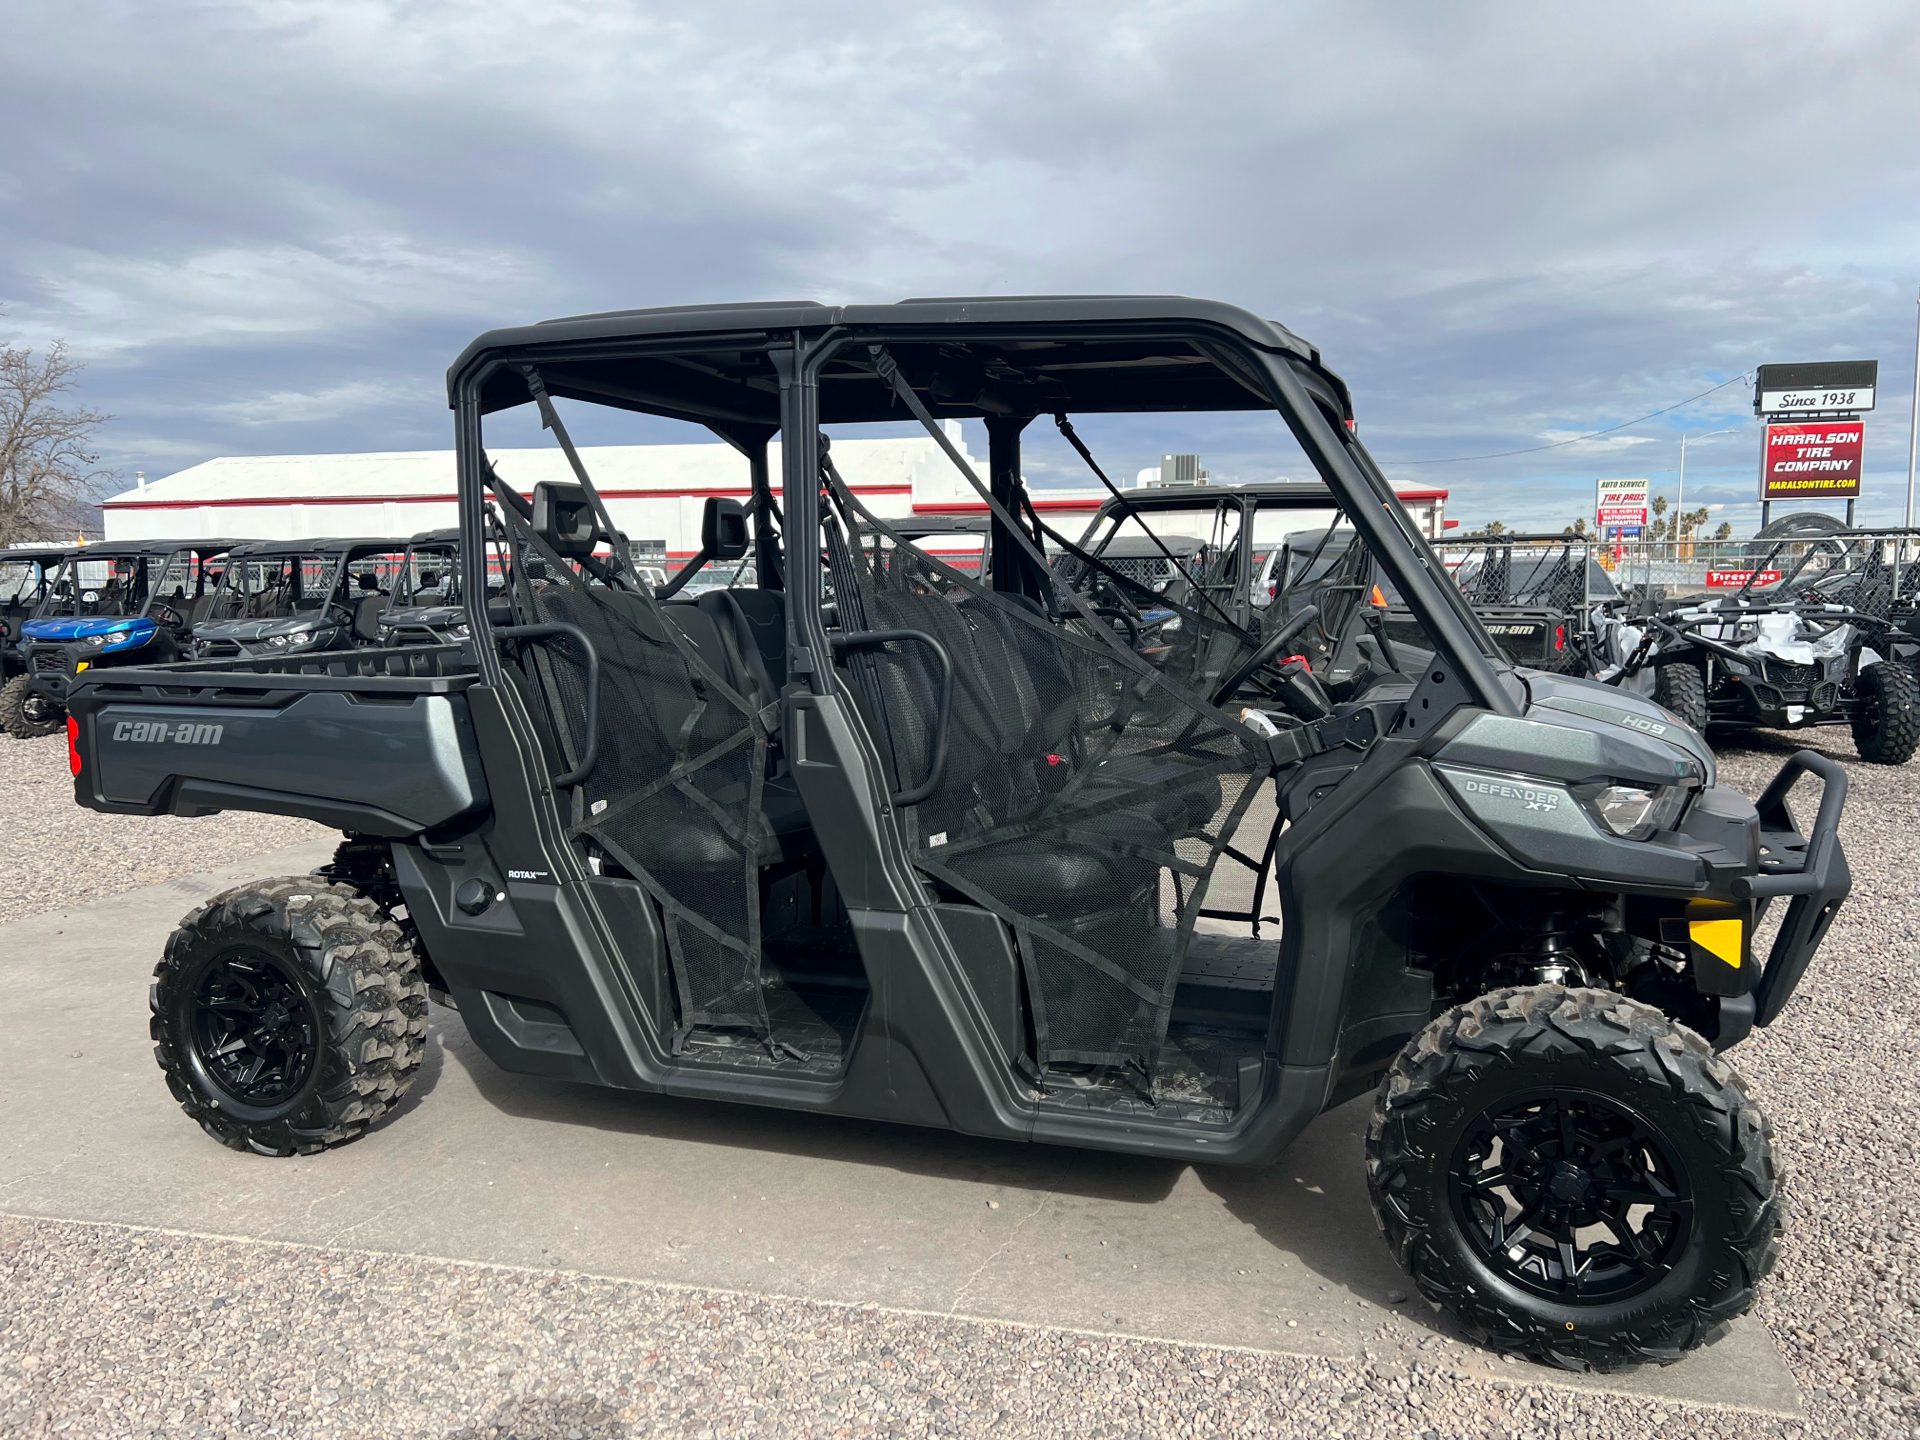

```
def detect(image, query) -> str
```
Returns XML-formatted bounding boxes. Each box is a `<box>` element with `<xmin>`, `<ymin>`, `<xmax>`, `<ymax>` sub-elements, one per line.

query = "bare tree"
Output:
<box><xmin>0</xmin><ymin>330</ymin><xmax>113</xmax><ymax>547</ymax></box>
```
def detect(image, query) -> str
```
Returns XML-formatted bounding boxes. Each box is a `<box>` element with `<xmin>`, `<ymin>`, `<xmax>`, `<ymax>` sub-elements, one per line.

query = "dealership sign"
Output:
<box><xmin>1595</xmin><ymin>477</ymin><xmax>1650</xmax><ymax>528</ymax></box>
<box><xmin>1760</xmin><ymin>421</ymin><xmax>1864</xmax><ymax>500</ymax></box>
<box><xmin>1754</xmin><ymin>360</ymin><xmax>1876</xmax><ymax>416</ymax></box>
<box><xmin>1705</xmin><ymin>568</ymin><xmax>1783</xmax><ymax>589</ymax></box>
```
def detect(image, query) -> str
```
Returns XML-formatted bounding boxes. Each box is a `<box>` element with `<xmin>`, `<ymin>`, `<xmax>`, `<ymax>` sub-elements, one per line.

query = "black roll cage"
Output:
<box><xmin>448</xmin><ymin>311</ymin><xmax>1518</xmax><ymax>721</ymax></box>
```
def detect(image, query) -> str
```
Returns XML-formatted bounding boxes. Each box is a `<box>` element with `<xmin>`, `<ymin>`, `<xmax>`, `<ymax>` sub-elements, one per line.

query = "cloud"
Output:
<box><xmin>0</xmin><ymin>0</ymin><xmax>1913</xmax><ymax>527</ymax></box>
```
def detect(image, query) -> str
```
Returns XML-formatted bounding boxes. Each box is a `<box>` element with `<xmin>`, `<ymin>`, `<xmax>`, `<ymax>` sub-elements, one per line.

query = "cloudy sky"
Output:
<box><xmin>3</xmin><ymin>0</ymin><xmax>1917</xmax><ymax>532</ymax></box>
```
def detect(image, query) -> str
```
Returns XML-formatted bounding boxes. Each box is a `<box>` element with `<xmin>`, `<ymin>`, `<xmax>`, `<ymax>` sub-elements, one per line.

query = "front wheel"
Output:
<box><xmin>0</xmin><ymin>674</ymin><xmax>63</xmax><ymax>738</ymax></box>
<box><xmin>1366</xmin><ymin>986</ymin><xmax>1780</xmax><ymax>1371</ymax></box>
<box><xmin>1851</xmin><ymin>659</ymin><xmax>1919</xmax><ymax>764</ymax></box>
<box><xmin>1652</xmin><ymin>660</ymin><xmax>1708</xmax><ymax>733</ymax></box>
<box><xmin>150</xmin><ymin>878</ymin><xmax>429</xmax><ymax>1155</ymax></box>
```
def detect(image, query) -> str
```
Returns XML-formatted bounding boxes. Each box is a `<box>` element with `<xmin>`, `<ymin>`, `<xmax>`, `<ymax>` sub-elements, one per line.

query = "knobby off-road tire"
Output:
<box><xmin>1851</xmin><ymin>659</ymin><xmax>1919</xmax><ymax>765</ymax></box>
<box><xmin>1365</xmin><ymin>986</ymin><xmax>1781</xmax><ymax>1372</ymax></box>
<box><xmin>151</xmin><ymin>877</ymin><xmax>430</xmax><ymax>1156</ymax></box>
<box><xmin>1652</xmin><ymin>661</ymin><xmax>1708</xmax><ymax>734</ymax></box>
<box><xmin>0</xmin><ymin>673</ymin><xmax>62</xmax><ymax>738</ymax></box>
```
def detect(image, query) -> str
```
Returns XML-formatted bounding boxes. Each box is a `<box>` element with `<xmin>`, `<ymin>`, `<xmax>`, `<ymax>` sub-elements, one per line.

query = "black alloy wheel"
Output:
<box><xmin>188</xmin><ymin>948</ymin><xmax>320</xmax><ymax>1107</ymax></box>
<box><xmin>1448</xmin><ymin>1088</ymin><xmax>1691</xmax><ymax>1305</ymax></box>
<box><xmin>1367</xmin><ymin>986</ymin><xmax>1781</xmax><ymax>1370</ymax></box>
<box><xmin>152</xmin><ymin>877</ymin><xmax>429</xmax><ymax>1155</ymax></box>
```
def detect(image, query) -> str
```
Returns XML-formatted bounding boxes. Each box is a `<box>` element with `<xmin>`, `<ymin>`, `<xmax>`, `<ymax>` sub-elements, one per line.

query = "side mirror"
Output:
<box><xmin>702</xmin><ymin>496</ymin><xmax>749</xmax><ymax>561</ymax></box>
<box><xmin>531</xmin><ymin>482</ymin><xmax>604</xmax><ymax>558</ymax></box>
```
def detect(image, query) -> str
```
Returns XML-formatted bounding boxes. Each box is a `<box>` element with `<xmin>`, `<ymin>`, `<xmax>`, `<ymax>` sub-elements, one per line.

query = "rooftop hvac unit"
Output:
<box><xmin>1154</xmin><ymin>453</ymin><xmax>1207</xmax><ymax>487</ymax></box>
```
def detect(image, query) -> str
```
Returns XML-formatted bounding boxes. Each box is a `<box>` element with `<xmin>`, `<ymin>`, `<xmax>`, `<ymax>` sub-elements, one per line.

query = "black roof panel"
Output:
<box><xmin>446</xmin><ymin>295</ymin><xmax>1346</xmax><ymax>430</ymax></box>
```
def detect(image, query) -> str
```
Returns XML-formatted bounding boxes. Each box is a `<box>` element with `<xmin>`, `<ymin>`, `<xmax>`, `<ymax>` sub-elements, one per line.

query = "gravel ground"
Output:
<box><xmin>0</xmin><ymin>1216</ymin><xmax>1811</xmax><ymax>1440</ymax></box>
<box><xmin>1</xmin><ymin>722</ymin><xmax>1916</xmax><ymax>1438</ymax></box>
<box><xmin>0</xmin><ymin>733</ymin><xmax>327</xmax><ymax>924</ymax></box>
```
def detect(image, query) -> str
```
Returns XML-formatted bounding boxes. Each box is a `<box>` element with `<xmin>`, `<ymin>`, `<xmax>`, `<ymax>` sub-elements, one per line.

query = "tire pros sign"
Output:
<box><xmin>1595</xmin><ymin>477</ymin><xmax>1650</xmax><ymax>529</ymax></box>
<box><xmin>1753</xmin><ymin>360</ymin><xmax>1874</xmax><ymax>502</ymax></box>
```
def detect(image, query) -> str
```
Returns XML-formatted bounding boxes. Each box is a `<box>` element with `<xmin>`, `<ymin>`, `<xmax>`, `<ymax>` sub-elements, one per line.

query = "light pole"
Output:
<box><xmin>1907</xmin><ymin>284</ymin><xmax>1919</xmax><ymax>530</ymax></box>
<box><xmin>1677</xmin><ymin>427</ymin><xmax>1737</xmax><ymax>546</ymax></box>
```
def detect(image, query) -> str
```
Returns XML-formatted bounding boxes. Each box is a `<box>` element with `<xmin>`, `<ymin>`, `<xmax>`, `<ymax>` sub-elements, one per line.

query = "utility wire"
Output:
<box><xmin>1387</xmin><ymin>370</ymin><xmax>1753</xmax><ymax>465</ymax></box>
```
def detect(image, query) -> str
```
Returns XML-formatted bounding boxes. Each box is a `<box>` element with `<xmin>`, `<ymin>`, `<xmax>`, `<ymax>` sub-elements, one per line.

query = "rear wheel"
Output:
<box><xmin>0</xmin><ymin>674</ymin><xmax>62</xmax><ymax>738</ymax></box>
<box><xmin>1851</xmin><ymin>660</ymin><xmax>1919</xmax><ymax>764</ymax></box>
<box><xmin>150</xmin><ymin>877</ymin><xmax>429</xmax><ymax>1155</ymax></box>
<box><xmin>1366</xmin><ymin>986</ymin><xmax>1780</xmax><ymax>1371</ymax></box>
<box><xmin>1652</xmin><ymin>661</ymin><xmax>1708</xmax><ymax>733</ymax></box>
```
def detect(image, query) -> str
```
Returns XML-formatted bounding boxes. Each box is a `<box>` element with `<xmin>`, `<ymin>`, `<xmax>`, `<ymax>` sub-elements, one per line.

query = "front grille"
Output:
<box><xmin>1767</xmin><ymin>661</ymin><xmax>1816</xmax><ymax>689</ymax></box>
<box><xmin>31</xmin><ymin>650</ymin><xmax>63</xmax><ymax>672</ymax></box>
<box><xmin>1811</xmin><ymin>681</ymin><xmax>1841</xmax><ymax>713</ymax></box>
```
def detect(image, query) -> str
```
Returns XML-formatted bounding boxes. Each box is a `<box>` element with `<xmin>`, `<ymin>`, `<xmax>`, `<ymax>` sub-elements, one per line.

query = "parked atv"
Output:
<box><xmin>70</xmin><ymin>298</ymin><xmax>1845</xmax><ymax>1371</ymax></box>
<box><xmin>3</xmin><ymin>540</ymin><xmax>231</xmax><ymax>738</ymax></box>
<box><xmin>189</xmin><ymin>537</ymin><xmax>408</xmax><ymax>661</ymax></box>
<box><xmin>1597</xmin><ymin>531</ymin><xmax>1918</xmax><ymax>764</ymax></box>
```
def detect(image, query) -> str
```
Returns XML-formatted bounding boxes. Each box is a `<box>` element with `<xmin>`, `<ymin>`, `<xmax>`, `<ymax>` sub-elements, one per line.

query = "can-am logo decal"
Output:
<box><xmin>1482</xmin><ymin>624</ymin><xmax>1542</xmax><ymax>636</ymax></box>
<box><xmin>1458</xmin><ymin>777</ymin><xmax>1561</xmax><ymax>812</ymax></box>
<box><xmin>111</xmin><ymin>720</ymin><xmax>223</xmax><ymax>745</ymax></box>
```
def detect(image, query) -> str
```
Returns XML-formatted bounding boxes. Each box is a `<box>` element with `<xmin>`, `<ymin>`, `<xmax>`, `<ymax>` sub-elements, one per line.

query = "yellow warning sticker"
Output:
<box><xmin>1690</xmin><ymin>917</ymin><xmax>1743</xmax><ymax>968</ymax></box>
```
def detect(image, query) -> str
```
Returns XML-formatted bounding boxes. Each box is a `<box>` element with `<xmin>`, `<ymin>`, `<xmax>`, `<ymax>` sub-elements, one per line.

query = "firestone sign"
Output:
<box><xmin>1595</xmin><ymin>478</ymin><xmax>1650</xmax><ymax>528</ymax></box>
<box><xmin>1761</xmin><ymin>421</ymin><xmax>1864</xmax><ymax>500</ymax></box>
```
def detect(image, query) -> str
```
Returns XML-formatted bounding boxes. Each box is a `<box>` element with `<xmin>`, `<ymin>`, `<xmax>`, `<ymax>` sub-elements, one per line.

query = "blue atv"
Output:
<box><xmin>2</xmin><ymin>540</ymin><xmax>233</xmax><ymax>738</ymax></box>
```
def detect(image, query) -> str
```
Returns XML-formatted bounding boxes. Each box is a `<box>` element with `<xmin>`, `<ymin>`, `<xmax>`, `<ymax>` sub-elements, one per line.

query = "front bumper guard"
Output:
<box><xmin>1737</xmin><ymin>749</ymin><xmax>1850</xmax><ymax>1027</ymax></box>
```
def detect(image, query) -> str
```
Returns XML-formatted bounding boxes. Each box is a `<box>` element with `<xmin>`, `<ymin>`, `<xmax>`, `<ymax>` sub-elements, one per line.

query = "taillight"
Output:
<box><xmin>66</xmin><ymin>715</ymin><xmax>82</xmax><ymax>775</ymax></box>
<box><xmin>1554</xmin><ymin>625</ymin><xmax>1566</xmax><ymax>651</ymax></box>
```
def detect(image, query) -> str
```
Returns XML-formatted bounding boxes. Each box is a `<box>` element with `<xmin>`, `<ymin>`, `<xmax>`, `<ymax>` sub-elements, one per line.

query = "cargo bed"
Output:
<box><xmin>67</xmin><ymin>645</ymin><xmax>489</xmax><ymax>837</ymax></box>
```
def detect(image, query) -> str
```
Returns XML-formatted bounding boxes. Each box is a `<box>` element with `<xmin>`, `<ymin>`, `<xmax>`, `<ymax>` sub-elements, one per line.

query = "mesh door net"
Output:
<box><xmin>496</xmin><ymin>478</ymin><xmax>775</xmax><ymax>1043</ymax></box>
<box><xmin>822</xmin><ymin>452</ymin><xmax>1267</xmax><ymax>1083</ymax></box>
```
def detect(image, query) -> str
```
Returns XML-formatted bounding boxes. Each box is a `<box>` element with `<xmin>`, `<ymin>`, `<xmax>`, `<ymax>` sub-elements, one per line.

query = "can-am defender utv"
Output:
<box><xmin>188</xmin><ymin>537</ymin><xmax>408</xmax><ymax>661</ymax></box>
<box><xmin>372</xmin><ymin>528</ymin><xmax>468</xmax><ymax>647</ymax></box>
<box><xmin>5</xmin><ymin>540</ymin><xmax>231</xmax><ymax>738</ymax></box>
<box><xmin>1596</xmin><ymin>529</ymin><xmax>1919</xmax><ymax>764</ymax></box>
<box><xmin>0</xmin><ymin>543</ymin><xmax>72</xmax><ymax>681</ymax></box>
<box><xmin>69</xmin><ymin>298</ymin><xmax>1847</xmax><ymax>1371</ymax></box>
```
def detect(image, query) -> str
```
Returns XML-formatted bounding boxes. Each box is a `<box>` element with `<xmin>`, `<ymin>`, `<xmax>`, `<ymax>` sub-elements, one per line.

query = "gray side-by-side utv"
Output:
<box><xmin>68</xmin><ymin>297</ymin><xmax>1847</xmax><ymax>1371</ymax></box>
<box><xmin>187</xmin><ymin>536</ymin><xmax>410</xmax><ymax>661</ymax></box>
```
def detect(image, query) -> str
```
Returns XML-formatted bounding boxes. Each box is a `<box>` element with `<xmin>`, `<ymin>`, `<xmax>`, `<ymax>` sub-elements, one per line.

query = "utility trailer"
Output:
<box><xmin>69</xmin><ymin>297</ymin><xmax>1848</xmax><ymax>1371</ymax></box>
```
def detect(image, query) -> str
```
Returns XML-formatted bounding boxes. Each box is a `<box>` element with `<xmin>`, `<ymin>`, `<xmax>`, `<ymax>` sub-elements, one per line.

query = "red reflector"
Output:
<box><xmin>66</xmin><ymin>715</ymin><xmax>82</xmax><ymax>775</ymax></box>
<box><xmin>1045</xmin><ymin>752</ymin><xmax>1063</xmax><ymax>766</ymax></box>
<box><xmin>1554</xmin><ymin>625</ymin><xmax>1565</xmax><ymax>650</ymax></box>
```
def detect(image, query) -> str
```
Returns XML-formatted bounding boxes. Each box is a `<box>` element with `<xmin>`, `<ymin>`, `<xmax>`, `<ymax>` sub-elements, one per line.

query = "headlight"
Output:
<box><xmin>83</xmin><ymin>632</ymin><xmax>110</xmax><ymax>648</ymax></box>
<box><xmin>268</xmin><ymin>625</ymin><xmax>327</xmax><ymax>651</ymax></box>
<box><xmin>1575</xmin><ymin>781</ymin><xmax>1690</xmax><ymax>840</ymax></box>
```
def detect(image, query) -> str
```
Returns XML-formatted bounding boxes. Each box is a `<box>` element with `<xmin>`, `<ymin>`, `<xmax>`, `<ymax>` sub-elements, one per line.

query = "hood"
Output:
<box><xmin>193</xmin><ymin>615</ymin><xmax>339</xmax><ymax>642</ymax></box>
<box><xmin>378</xmin><ymin>605</ymin><xmax>466</xmax><ymax>633</ymax></box>
<box><xmin>1437</xmin><ymin>667</ymin><xmax>1715</xmax><ymax>790</ymax></box>
<box><xmin>22</xmin><ymin>615</ymin><xmax>158</xmax><ymax>648</ymax></box>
